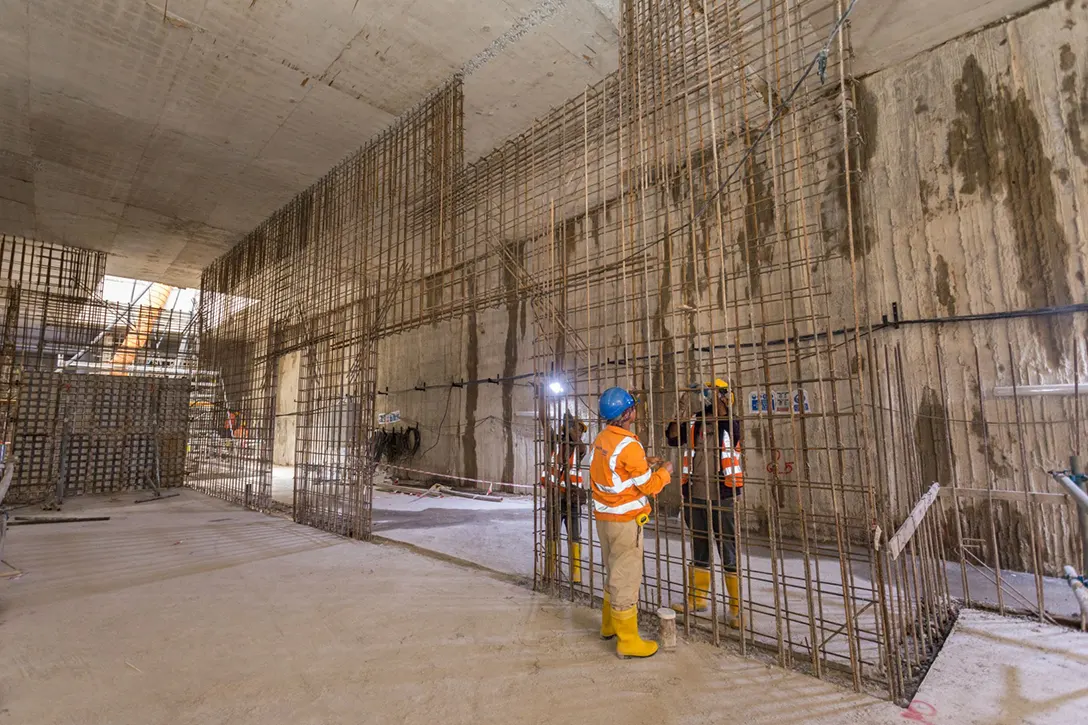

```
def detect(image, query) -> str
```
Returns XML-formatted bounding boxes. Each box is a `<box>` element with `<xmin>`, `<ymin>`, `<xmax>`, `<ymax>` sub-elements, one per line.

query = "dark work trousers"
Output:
<box><xmin>685</xmin><ymin>495</ymin><xmax>739</xmax><ymax>573</ymax></box>
<box><xmin>559</xmin><ymin>490</ymin><xmax>583</xmax><ymax>543</ymax></box>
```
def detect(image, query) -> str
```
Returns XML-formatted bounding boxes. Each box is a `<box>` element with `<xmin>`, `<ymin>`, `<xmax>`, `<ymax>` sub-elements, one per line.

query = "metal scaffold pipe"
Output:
<box><xmin>1050</xmin><ymin>462</ymin><xmax>1088</xmax><ymax>577</ymax></box>
<box><xmin>1050</xmin><ymin>471</ymin><xmax>1088</xmax><ymax>514</ymax></box>
<box><xmin>1061</xmin><ymin>566</ymin><xmax>1088</xmax><ymax>631</ymax></box>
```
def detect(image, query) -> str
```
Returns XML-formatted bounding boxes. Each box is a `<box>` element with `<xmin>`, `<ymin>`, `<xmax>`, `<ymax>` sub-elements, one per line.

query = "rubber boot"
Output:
<box><xmin>692</xmin><ymin>567</ymin><xmax>711</xmax><ymax>612</ymax></box>
<box><xmin>670</xmin><ymin>566</ymin><xmax>711</xmax><ymax>613</ymax></box>
<box><xmin>571</xmin><ymin>542</ymin><xmax>583</xmax><ymax>584</ymax></box>
<box><xmin>600</xmin><ymin>593</ymin><xmax>616</xmax><ymax>640</ymax></box>
<box><xmin>612</xmin><ymin>606</ymin><xmax>658</xmax><ymax>659</ymax></box>
<box><xmin>669</xmin><ymin>566</ymin><xmax>693</xmax><ymax>613</ymax></box>
<box><xmin>724</xmin><ymin>572</ymin><xmax>742</xmax><ymax>629</ymax></box>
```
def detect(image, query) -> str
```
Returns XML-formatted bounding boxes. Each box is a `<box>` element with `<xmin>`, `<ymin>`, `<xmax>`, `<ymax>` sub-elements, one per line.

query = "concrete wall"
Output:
<box><xmin>273</xmin><ymin>350</ymin><xmax>301</xmax><ymax>467</ymax></box>
<box><xmin>383</xmin><ymin>0</ymin><xmax>1088</xmax><ymax>574</ymax></box>
<box><xmin>853</xmin><ymin>0</ymin><xmax>1088</xmax><ymax>573</ymax></box>
<box><xmin>858</xmin><ymin>0</ymin><xmax>1087</xmax><ymax>337</ymax></box>
<box><xmin>376</xmin><ymin>300</ymin><xmax>536</xmax><ymax>489</ymax></box>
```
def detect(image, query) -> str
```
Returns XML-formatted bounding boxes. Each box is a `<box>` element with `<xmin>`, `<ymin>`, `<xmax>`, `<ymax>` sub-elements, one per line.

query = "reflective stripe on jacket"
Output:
<box><xmin>589</xmin><ymin>425</ymin><xmax>670</xmax><ymax>522</ymax></box>
<box><xmin>680</xmin><ymin>420</ymin><xmax>743</xmax><ymax>492</ymax></box>
<box><xmin>539</xmin><ymin>447</ymin><xmax>584</xmax><ymax>490</ymax></box>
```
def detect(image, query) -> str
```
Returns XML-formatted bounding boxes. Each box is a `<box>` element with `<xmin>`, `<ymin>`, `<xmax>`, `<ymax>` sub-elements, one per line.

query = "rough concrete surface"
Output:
<box><xmin>272</xmin><ymin>351</ymin><xmax>301</xmax><ymax>467</ymax></box>
<box><xmin>856</xmin><ymin>0</ymin><xmax>1088</xmax><ymax>575</ymax></box>
<box><xmin>0</xmin><ymin>0</ymin><xmax>1048</xmax><ymax>284</ymax></box>
<box><xmin>911</xmin><ymin>609</ymin><xmax>1088</xmax><ymax>725</ymax></box>
<box><xmin>0</xmin><ymin>0</ymin><xmax>620</xmax><ymax>284</ymax></box>
<box><xmin>1</xmin><ymin>490</ymin><xmax>1085</xmax><ymax>724</ymax></box>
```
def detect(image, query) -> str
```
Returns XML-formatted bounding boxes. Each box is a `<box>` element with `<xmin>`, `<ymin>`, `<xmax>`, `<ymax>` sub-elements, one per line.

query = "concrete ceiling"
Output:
<box><xmin>0</xmin><ymin>0</ymin><xmax>1044</xmax><ymax>286</ymax></box>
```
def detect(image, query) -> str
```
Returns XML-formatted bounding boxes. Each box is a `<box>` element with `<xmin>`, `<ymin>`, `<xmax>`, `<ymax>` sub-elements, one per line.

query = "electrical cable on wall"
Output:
<box><xmin>419</xmin><ymin>386</ymin><xmax>455</xmax><ymax>457</ymax></box>
<box><xmin>370</xmin><ymin>425</ymin><xmax>422</xmax><ymax>463</ymax></box>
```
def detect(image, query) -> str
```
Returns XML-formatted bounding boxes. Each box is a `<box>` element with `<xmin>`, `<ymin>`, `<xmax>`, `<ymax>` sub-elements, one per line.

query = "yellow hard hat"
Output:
<box><xmin>702</xmin><ymin>379</ymin><xmax>734</xmax><ymax>406</ymax></box>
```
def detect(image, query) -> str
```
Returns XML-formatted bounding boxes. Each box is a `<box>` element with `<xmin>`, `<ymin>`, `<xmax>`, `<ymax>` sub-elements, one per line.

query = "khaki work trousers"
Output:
<box><xmin>596</xmin><ymin>518</ymin><xmax>644</xmax><ymax>612</ymax></box>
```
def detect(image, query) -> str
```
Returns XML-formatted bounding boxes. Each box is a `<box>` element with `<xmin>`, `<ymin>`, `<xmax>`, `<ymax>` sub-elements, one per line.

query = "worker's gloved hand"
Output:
<box><xmin>647</xmin><ymin>456</ymin><xmax>663</xmax><ymax>466</ymax></box>
<box><xmin>661</xmin><ymin>461</ymin><xmax>674</xmax><ymax>475</ymax></box>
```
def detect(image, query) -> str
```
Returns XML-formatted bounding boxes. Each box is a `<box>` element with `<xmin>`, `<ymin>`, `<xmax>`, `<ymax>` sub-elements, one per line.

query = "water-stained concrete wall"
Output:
<box><xmin>375</xmin><ymin>301</ymin><xmax>536</xmax><ymax>490</ymax></box>
<box><xmin>859</xmin><ymin>0</ymin><xmax>1086</xmax><ymax>343</ymax></box>
<box><xmin>855</xmin><ymin>0</ymin><xmax>1088</xmax><ymax>574</ymax></box>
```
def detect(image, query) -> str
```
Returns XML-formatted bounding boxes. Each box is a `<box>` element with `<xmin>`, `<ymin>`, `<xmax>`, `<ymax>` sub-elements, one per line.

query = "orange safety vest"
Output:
<box><xmin>589</xmin><ymin>425</ymin><xmax>670</xmax><ymax>522</ymax></box>
<box><xmin>680</xmin><ymin>420</ymin><xmax>743</xmax><ymax>490</ymax></box>
<box><xmin>539</xmin><ymin>445</ymin><xmax>584</xmax><ymax>490</ymax></box>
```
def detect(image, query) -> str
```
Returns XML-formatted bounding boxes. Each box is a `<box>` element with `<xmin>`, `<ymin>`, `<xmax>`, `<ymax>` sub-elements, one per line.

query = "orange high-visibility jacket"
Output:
<box><xmin>680</xmin><ymin>421</ymin><xmax>743</xmax><ymax>490</ymax></box>
<box><xmin>539</xmin><ymin>445</ymin><xmax>584</xmax><ymax>490</ymax></box>
<box><xmin>589</xmin><ymin>425</ymin><xmax>670</xmax><ymax>522</ymax></box>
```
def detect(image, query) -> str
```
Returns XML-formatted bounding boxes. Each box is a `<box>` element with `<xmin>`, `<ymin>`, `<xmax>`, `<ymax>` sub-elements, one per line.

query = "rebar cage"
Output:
<box><xmin>193</xmin><ymin>81</ymin><xmax>463</xmax><ymax>536</ymax></box>
<box><xmin>524</xmin><ymin>0</ymin><xmax>913</xmax><ymax>697</ymax></box>
<box><xmin>0</xmin><ymin>235</ymin><xmax>196</xmax><ymax>505</ymax></box>
<box><xmin>185</xmin><ymin>0</ymin><xmax>1086</xmax><ymax>704</ymax></box>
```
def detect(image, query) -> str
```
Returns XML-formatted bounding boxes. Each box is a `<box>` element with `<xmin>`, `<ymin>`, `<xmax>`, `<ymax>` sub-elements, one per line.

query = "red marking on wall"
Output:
<box><xmin>766</xmin><ymin>449</ymin><xmax>794</xmax><ymax>475</ymax></box>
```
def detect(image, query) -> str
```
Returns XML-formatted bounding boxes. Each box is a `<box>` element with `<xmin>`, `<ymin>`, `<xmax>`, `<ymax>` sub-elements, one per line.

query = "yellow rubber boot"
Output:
<box><xmin>670</xmin><ymin>566</ymin><xmax>711</xmax><ymax>614</ymax></box>
<box><xmin>670</xmin><ymin>566</ymin><xmax>694</xmax><ymax>613</ymax></box>
<box><xmin>692</xmin><ymin>567</ymin><xmax>712</xmax><ymax>612</ymax></box>
<box><xmin>612</xmin><ymin>607</ymin><xmax>658</xmax><ymax>658</ymax></box>
<box><xmin>724</xmin><ymin>573</ymin><xmax>741</xmax><ymax>628</ymax></box>
<box><xmin>571</xmin><ymin>543</ymin><xmax>582</xmax><ymax>584</ymax></box>
<box><xmin>600</xmin><ymin>593</ymin><xmax>616</xmax><ymax>640</ymax></box>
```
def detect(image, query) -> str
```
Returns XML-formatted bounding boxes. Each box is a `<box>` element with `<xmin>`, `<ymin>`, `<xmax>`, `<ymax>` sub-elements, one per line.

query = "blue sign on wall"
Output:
<box><xmin>748</xmin><ymin>389</ymin><xmax>811</xmax><ymax>414</ymax></box>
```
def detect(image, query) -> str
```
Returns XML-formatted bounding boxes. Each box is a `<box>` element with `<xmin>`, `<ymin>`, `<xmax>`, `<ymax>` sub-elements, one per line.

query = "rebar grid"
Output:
<box><xmin>0</xmin><ymin>235</ymin><xmax>194</xmax><ymax>505</ymax></box>
<box><xmin>523</xmin><ymin>0</ymin><xmax>947</xmax><ymax>702</ymax></box>
<box><xmin>183</xmin><ymin>0</ymin><xmax>1084</xmax><ymax>704</ymax></box>
<box><xmin>194</xmin><ymin>81</ymin><xmax>463</xmax><ymax>536</ymax></box>
<box><xmin>897</xmin><ymin>324</ymin><xmax>1087</xmax><ymax>617</ymax></box>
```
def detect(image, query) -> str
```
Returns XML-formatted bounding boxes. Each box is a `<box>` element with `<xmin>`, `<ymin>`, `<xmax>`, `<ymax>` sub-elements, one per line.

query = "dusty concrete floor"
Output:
<box><xmin>272</xmin><ymin>463</ymin><xmax>1083</xmax><ymax>661</ymax></box>
<box><xmin>354</xmin><ymin>469</ymin><xmax>1082</xmax><ymax>620</ymax></box>
<box><xmin>915</xmin><ymin>610</ymin><xmax>1088</xmax><ymax>724</ymax></box>
<box><xmin>1</xmin><ymin>489</ymin><xmax>1086</xmax><ymax>724</ymax></box>
<box><xmin>273</xmin><ymin>464</ymin><xmax>538</xmax><ymax>576</ymax></box>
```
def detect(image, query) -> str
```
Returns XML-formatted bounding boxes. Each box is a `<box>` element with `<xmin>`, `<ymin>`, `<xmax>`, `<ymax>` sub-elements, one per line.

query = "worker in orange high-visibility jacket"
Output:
<box><xmin>540</xmin><ymin>413</ymin><xmax>588</xmax><ymax>583</ymax></box>
<box><xmin>590</xmin><ymin>387</ymin><xmax>672</xmax><ymax>658</ymax></box>
<box><xmin>666</xmin><ymin>379</ymin><xmax>744</xmax><ymax>627</ymax></box>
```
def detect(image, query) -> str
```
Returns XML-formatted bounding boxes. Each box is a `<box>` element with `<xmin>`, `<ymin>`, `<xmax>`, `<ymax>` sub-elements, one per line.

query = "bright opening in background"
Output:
<box><xmin>100</xmin><ymin>275</ymin><xmax>200</xmax><ymax>312</ymax></box>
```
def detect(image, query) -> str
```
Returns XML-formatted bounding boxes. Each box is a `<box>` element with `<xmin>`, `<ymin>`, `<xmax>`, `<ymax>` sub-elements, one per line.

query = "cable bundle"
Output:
<box><xmin>370</xmin><ymin>425</ymin><xmax>421</xmax><ymax>463</ymax></box>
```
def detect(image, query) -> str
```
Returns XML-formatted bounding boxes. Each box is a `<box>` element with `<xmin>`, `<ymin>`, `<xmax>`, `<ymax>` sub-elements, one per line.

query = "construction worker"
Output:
<box><xmin>665</xmin><ymin>379</ymin><xmax>744</xmax><ymax>627</ymax></box>
<box><xmin>590</xmin><ymin>386</ymin><xmax>672</xmax><ymax>658</ymax></box>
<box><xmin>541</xmin><ymin>413</ymin><xmax>588</xmax><ymax>583</ymax></box>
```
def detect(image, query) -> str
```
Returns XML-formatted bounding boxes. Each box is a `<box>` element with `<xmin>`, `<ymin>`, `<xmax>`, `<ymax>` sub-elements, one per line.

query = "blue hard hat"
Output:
<box><xmin>599</xmin><ymin>387</ymin><xmax>636</xmax><ymax>421</ymax></box>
